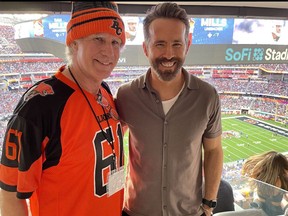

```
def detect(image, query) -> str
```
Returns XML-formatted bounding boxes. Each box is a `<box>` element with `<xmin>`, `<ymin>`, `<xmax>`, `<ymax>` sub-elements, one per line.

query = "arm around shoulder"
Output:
<box><xmin>0</xmin><ymin>189</ymin><xmax>29</xmax><ymax>216</ymax></box>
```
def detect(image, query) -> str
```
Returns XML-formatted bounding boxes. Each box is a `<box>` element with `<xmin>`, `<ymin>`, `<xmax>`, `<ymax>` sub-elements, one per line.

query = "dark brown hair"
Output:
<box><xmin>143</xmin><ymin>2</ymin><xmax>190</xmax><ymax>44</ymax></box>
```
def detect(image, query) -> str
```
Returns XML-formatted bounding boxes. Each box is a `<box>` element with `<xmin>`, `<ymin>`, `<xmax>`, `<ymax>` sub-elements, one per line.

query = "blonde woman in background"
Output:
<box><xmin>242</xmin><ymin>151</ymin><xmax>288</xmax><ymax>216</ymax></box>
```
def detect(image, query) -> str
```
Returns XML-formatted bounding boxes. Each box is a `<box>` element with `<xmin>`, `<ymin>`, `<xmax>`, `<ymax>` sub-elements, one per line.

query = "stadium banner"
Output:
<box><xmin>191</xmin><ymin>18</ymin><xmax>234</xmax><ymax>44</ymax></box>
<box><xmin>13</xmin><ymin>15</ymin><xmax>288</xmax><ymax>65</ymax></box>
<box><xmin>116</xmin><ymin>44</ymin><xmax>288</xmax><ymax>66</ymax></box>
<box><xmin>186</xmin><ymin>44</ymin><xmax>288</xmax><ymax>65</ymax></box>
<box><xmin>14</xmin><ymin>15</ymin><xmax>70</xmax><ymax>43</ymax></box>
<box><xmin>42</xmin><ymin>15</ymin><xmax>70</xmax><ymax>43</ymax></box>
<box><xmin>232</xmin><ymin>19</ymin><xmax>288</xmax><ymax>45</ymax></box>
<box><xmin>122</xmin><ymin>16</ymin><xmax>144</xmax><ymax>45</ymax></box>
<box><xmin>14</xmin><ymin>15</ymin><xmax>288</xmax><ymax>46</ymax></box>
<box><xmin>14</xmin><ymin>40</ymin><xmax>288</xmax><ymax>66</ymax></box>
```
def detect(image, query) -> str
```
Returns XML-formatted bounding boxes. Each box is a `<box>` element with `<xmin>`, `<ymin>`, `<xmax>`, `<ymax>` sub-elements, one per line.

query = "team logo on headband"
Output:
<box><xmin>111</xmin><ymin>20</ymin><xmax>123</xmax><ymax>35</ymax></box>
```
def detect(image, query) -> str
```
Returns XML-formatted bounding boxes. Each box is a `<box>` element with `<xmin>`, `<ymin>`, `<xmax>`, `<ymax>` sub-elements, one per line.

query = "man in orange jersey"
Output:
<box><xmin>0</xmin><ymin>2</ymin><xmax>126</xmax><ymax>216</ymax></box>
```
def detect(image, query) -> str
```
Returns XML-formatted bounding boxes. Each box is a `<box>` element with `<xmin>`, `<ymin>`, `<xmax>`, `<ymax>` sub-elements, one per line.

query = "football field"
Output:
<box><xmin>123</xmin><ymin>115</ymin><xmax>288</xmax><ymax>163</ymax></box>
<box><xmin>222</xmin><ymin>115</ymin><xmax>288</xmax><ymax>163</ymax></box>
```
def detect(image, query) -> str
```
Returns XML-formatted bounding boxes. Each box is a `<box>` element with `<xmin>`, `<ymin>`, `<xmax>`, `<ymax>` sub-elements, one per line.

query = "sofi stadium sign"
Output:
<box><xmin>225</xmin><ymin>47</ymin><xmax>288</xmax><ymax>63</ymax></box>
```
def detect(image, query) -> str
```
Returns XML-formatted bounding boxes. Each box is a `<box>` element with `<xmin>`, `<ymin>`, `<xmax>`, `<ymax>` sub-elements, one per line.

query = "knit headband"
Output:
<box><xmin>66</xmin><ymin>1</ymin><xmax>126</xmax><ymax>46</ymax></box>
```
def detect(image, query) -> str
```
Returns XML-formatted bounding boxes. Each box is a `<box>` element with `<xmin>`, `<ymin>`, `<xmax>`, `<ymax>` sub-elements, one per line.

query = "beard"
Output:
<box><xmin>151</xmin><ymin>57</ymin><xmax>184</xmax><ymax>81</ymax></box>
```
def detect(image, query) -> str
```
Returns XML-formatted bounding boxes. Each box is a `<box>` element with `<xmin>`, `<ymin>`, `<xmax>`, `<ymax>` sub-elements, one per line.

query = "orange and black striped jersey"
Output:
<box><xmin>0</xmin><ymin>66</ymin><xmax>124</xmax><ymax>216</ymax></box>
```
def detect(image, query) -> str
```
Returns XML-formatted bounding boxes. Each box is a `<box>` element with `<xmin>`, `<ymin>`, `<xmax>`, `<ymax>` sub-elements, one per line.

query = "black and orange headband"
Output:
<box><xmin>66</xmin><ymin>1</ymin><xmax>126</xmax><ymax>46</ymax></box>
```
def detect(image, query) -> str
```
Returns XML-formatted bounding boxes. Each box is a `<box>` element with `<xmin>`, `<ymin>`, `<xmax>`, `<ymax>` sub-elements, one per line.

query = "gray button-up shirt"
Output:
<box><xmin>116</xmin><ymin>68</ymin><xmax>222</xmax><ymax>216</ymax></box>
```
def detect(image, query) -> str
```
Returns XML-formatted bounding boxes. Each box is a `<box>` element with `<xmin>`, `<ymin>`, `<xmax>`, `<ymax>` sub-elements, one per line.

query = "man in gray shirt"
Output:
<box><xmin>116</xmin><ymin>3</ymin><xmax>223</xmax><ymax>216</ymax></box>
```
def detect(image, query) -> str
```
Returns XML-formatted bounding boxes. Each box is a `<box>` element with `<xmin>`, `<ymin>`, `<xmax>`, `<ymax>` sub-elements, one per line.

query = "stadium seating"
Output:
<box><xmin>213</xmin><ymin>209</ymin><xmax>267</xmax><ymax>216</ymax></box>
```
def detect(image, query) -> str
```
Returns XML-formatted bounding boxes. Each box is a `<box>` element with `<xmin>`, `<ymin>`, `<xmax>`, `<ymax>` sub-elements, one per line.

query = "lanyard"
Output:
<box><xmin>68</xmin><ymin>66</ymin><xmax>117</xmax><ymax>170</ymax></box>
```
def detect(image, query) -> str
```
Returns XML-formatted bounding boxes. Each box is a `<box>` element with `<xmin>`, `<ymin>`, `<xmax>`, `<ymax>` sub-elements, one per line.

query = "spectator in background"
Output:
<box><xmin>116</xmin><ymin>2</ymin><xmax>223</xmax><ymax>216</ymax></box>
<box><xmin>0</xmin><ymin>1</ymin><xmax>126</xmax><ymax>216</ymax></box>
<box><xmin>213</xmin><ymin>179</ymin><xmax>235</xmax><ymax>214</ymax></box>
<box><xmin>242</xmin><ymin>151</ymin><xmax>288</xmax><ymax>216</ymax></box>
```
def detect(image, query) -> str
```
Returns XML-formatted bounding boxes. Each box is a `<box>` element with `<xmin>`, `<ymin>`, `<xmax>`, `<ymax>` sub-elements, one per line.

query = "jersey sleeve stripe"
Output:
<box><xmin>0</xmin><ymin>164</ymin><xmax>18</xmax><ymax>189</ymax></box>
<box><xmin>17</xmin><ymin>156</ymin><xmax>43</xmax><ymax>194</ymax></box>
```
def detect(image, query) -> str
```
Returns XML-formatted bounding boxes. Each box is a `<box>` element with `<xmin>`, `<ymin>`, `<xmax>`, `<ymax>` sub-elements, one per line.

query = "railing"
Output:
<box><xmin>225</xmin><ymin>176</ymin><xmax>288</xmax><ymax>216</ymax></box>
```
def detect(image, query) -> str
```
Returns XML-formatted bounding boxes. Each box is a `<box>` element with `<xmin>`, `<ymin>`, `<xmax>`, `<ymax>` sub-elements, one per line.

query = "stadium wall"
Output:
<box><xmin>16</xmin><ymin>39</ymin><xmax>288</xmax><ymax>66</ymax></box>
<box><xmin>16</xmin><ymin>37</ymin><xmax>65</xmax><ymax>59</ymax></box>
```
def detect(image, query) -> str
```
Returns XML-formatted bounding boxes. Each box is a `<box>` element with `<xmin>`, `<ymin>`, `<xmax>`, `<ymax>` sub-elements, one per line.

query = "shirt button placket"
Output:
<box><xmin>162</xmin><ymin>120</ymin><xmax>168</xmax><ymax>215</ymax></box>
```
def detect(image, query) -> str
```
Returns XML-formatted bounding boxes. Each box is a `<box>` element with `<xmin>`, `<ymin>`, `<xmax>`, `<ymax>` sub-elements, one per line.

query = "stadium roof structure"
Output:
<box><xmin>0</xmin><ymin>1</ymin><xmax>287</xmax><ymax>61</ymax></box>
<box><xmin>0</xmin><ymin>14</ymin><xmax>48</xmax><ymax>26</ymax></box>
<box><xmin>0</xmin><ymin>1</ymin><xmax>287</xmax><ymax>19</ymax></box>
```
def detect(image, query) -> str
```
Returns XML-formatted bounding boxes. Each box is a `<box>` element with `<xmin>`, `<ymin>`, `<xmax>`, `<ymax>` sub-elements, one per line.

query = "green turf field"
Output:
<box><xmin>222</xmin><ymin>115</ymin><xmax>287</xmax><ymax>163</ymax></box>
<box><xmin>123</xmin><ymin>115</ymin><xmax>288</xmax><ymax>164</ymax></box>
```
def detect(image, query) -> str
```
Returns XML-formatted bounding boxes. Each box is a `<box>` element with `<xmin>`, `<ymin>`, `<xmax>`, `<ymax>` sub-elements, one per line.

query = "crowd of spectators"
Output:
<box><xmin>260</xmin><ymin>63</ymin><xmax>288</xmax><ymax>72</ymax></box>
<box><xmin>2</xmin><ymin>64</ymin><xmax>287</xmax><ymax>95</ymax></box>
<box><xmin>1</xmin><ymin>76</ymin><xmax>287</xmax><ymax>158</ymax></box>
<box><xmin>1</xmin><ymin>64</ymin><xmax>287</xmax><ymax>142</ymax></box>
<box><xmin>207</xmin><ymin>78</ymin><xmax>288</xmax><ymax>96</ymax></box>
<box><xmin>220</xmin><ymin>96</ymin><xmax>254</xmax><ymax>111</ymax></box>
<box><xmin>1</xmin><ymin>24</ymin><xmax>288</xmax><ymax>192</ymax></box>
<box><xmin>0</xmin><ymin>90</ymin><xmax>24</xmax><ymax>158</ymax></box>
<box><xmin>187</xmin><ymin>64</ymin><xmax>288</xmax><ymax>74</ymax></box>
<box><xmin>0</xmin><ymin>25</ymin><xmax>22</xmax><ymax>54</ymax></box>
<box><xmin>0</xmin><ymin>61</ymin><xmax>64</xmax><ymax>74</ymax></box>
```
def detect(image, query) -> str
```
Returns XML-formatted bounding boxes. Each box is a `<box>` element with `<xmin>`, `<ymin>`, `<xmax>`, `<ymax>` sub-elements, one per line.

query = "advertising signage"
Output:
<box><xmin>42</xmin><ymin>15</ymin><xmax>70</xmax><ymax>43</ymax></box>
<box><xmin>15</xmin><ymin>15</ymin><xmax>70</xmax><ymax>43</ymax></box>
<box><xmin>14</xmin><ymin>15</ymin><xmax>288</xmax><ymax>46</ymax></box>
<box><xmin>186</xmin><ymin>45</ymin><xmax>288</xmax><ymax>65</ymax></box>
<box><xmin>13</xmin><ymin>15</ymin><xmax>288</xmax><ymax>64</ymax></box>
<box><xmin>191</xmin><ymin>18</ymin><xmax>235</xmax><ymax>44</ymax></box>
<box><xmin>115</xmin><ymin>45</ymin><xmax>288</xmax><ymax>66</ymax></box>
